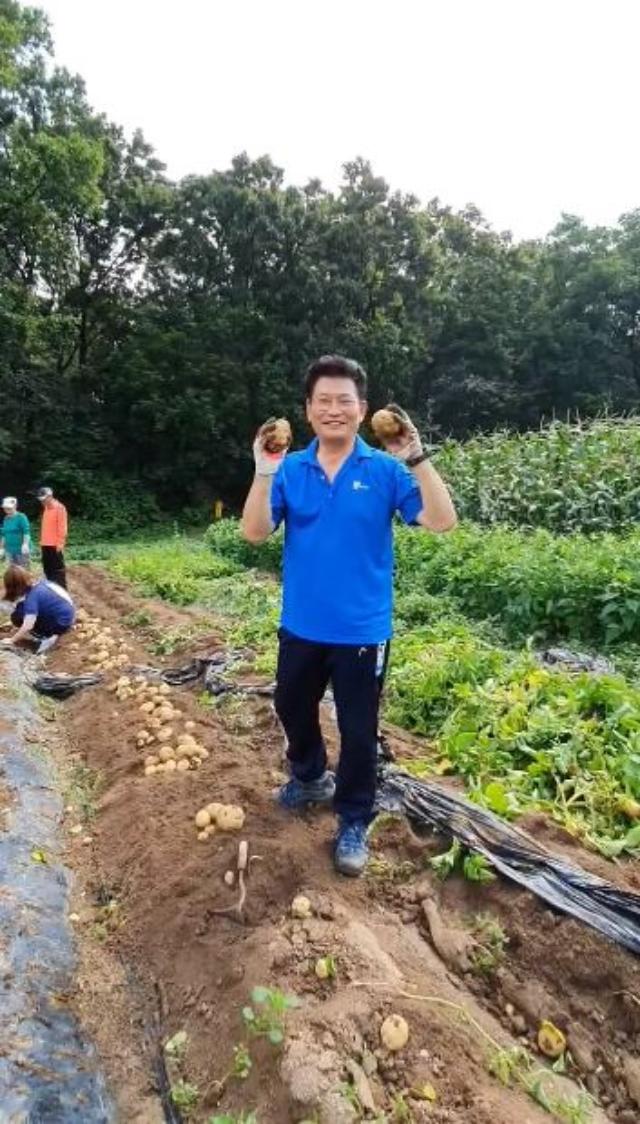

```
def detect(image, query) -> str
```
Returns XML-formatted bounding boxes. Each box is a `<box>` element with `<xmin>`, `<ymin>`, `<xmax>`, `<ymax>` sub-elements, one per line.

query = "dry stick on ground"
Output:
<box><xmin>210</xmin><ymin>842</ymin><xmax>263</xmax><ymax>923</ymax></box>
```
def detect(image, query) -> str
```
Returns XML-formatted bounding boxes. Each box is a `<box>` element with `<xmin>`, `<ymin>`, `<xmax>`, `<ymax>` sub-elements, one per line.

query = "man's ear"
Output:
<box><xmin>359</xmin><ymin>399</ymin><xmax>368</xmax><ymax>423</ymax></box>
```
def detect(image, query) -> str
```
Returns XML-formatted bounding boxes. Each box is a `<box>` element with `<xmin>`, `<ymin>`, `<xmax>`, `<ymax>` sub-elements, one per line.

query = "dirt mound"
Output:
<box><xmin>36</xmin><ymin>564</ymin><xmax>640</xmax><ymax>1122</ymax></box>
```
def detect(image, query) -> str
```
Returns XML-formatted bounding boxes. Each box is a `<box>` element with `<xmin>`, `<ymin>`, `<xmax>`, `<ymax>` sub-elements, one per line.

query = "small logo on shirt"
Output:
<box><xmin>352</xmin><ymin>480</ymin><xmax>370</xmax><ymax>491</ymax></box>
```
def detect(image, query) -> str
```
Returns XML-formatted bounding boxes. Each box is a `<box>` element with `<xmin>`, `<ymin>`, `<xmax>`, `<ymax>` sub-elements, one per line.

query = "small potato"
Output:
<box><xmin>184</xmin><ymin>720</ymin><xmax>196</xmax><ymax>732</ymax></box>
<box><xmin>216</xmin><ymin>804</ymin><xmax>245</xmax><ymax>832</ymax></box>
<box><xmin>197</xmin><ymin>830</ymin><xmax>209</xmax><ymax>841</ymax></box>
<box><xmin>371</xmin><ymin>408</ymin><xmax>404</xmax><ymax>440</ymax></box>
<box><xmin>177</xmin><ymin>733</ymin><xmax>196</xmax><ymax>747</ymax></box>
<box><xmin>157</xmin><ymin>726</ymin><xmax>174</xmax><ymax>742</ymax></box>
<box><xmin>176</xmin><ymin>758</ymin><xmax>190</xmax><ymax>772</ymax></box>
<box><xmin>380</xmin><ymin>1014</ymin><xmax>409</xmax><ymax>1052</ymax></box>
<box><xmin>164</xmin><ymin>759</ymin><xmax>177</xmax><ymax>773</ymax></box>
<box><xmin>176</xmin><ymin>745</ymin><xmax>192</xmax><ymax>761</ymax></box>
<box><xmin>190</xmin><ymin>757</ymin><xmax>202</xmax><ymax>769</ymax></box>
<box><xmin>158</xmin><ymin>683</ymin><xmax>171</xmax><ymax>696</ymax></box>
<box><xmin>140</xmin><ymin>701</ymin><xmax>155</xmax><ymax>714</ymax></box>
<box><xmin>137</xmin><ymin>728</ymin><xmax>151</xmax><ymax>741</ymax></box>
<box><xmin>195</xmin><ymin>809</ymin><xmax>211</xmax><ymax>829</ymax></box>
<box><xmin>156</xmin><ymin>706</ymin><xmax>174</xmax><ymax>723</ymax></box>
<box><xmin>144</xmin><ymin>755</ymin><xmax>159</xmax><ymax>767</ymax></box>
<box><xmin>291</xmin><ymin>895</ymin><xmax>312</xmax><ymax>919</ymax></box>
<box><xmin>159</xmin><ymin>746</ymin><xmax>175</xmax><ymax>763</ymax></box>
<box><xmin>155</xmin><ymin>763</ymin><xmax>166</xmax><ymax>773</ymax></box>
<box><xmin>144</xmin><ymin>765</ymin><xmax>157</xmax><ymax>776</ymax></box>
<box><xmin>264</xmin><ymin>417</ymin><xmax>292</xmax><ymax>454</ymax></box>
<box><xmin>206</xmin><ymin>802</ymin><xmax>224</xmax><ymax>819</ymax></box>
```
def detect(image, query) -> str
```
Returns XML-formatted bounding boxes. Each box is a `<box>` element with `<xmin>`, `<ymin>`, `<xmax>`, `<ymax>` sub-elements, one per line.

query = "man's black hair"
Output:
<box><xmin>304</xmin><ymin>355</ymin><xmax>368</xmax><ymax>400</ymax></box>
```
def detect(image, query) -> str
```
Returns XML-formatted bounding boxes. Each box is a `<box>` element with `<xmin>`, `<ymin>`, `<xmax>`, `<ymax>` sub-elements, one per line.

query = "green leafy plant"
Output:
<box><xmin>470</xmin><ymin>915</ymin><xmax>509</xmax><ymax>975</ymax></box>
<box><xmin>241</xmin><ymin>986</ymin><xmax>301</xmax><ymax>1046</ymax></box>
<box><xmin>430</xmin><ymin>841</ymin><xmax>495</xmax><ymax>884</ymax></box>
<box><xmin>208</xmin><ymin>1113</ymin><xmax>258</xmax><ymax>1124</ymax></box>
<box><xmin>169</xmin><ymin>1079</ymin><xmax>199</xmax><ymax>1113</ymax></box>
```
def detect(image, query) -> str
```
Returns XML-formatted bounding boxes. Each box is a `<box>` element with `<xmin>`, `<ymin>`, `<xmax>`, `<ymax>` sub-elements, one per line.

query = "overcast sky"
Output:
<box><xmin>41</xmin><ymin>0</ymin><xmax>640</xmax><ymax>240</ymax></box>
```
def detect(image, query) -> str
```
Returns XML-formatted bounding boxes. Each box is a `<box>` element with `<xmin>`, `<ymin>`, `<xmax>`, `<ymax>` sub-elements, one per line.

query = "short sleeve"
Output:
<box><xmin>393</xmin><ymin>461</ymin><xmax>423</xmax><ymax>525</ymax></box>
<box><xmin>270</xmin><ymin>464</ymin><xmax>286</xmax><ymax>530</ymax></box>
<box><xmin>23</xmin><ymin>587</ymin><xmax>41</xmax><ymax>616</ymax></box>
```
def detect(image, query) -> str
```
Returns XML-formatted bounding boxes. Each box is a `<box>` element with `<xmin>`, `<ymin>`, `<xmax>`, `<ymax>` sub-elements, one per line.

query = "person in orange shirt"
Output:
<box><xmin>36</xmin><ymin>486</ymin><xmax>68</xmax><ymax>589</ymax></box>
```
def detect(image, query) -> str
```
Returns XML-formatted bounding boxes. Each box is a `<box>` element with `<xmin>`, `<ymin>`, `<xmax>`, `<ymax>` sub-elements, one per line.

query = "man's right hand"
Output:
<box><xmin>253</xmin><ymin>418</ymin><xmax>291</xmax><ymax>477</ymax></box>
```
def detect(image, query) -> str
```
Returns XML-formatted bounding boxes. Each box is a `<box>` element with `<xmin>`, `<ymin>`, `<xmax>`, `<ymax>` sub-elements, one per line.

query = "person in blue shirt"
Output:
<box><xmin>2</xmin><ymin>565</ymin><xmax>75</xmax><ymax>655</ymax></box>
<box><xmin>241</xmin><ymin>355</ymin><xmax>457</xmax><ymax>876</ymax></box>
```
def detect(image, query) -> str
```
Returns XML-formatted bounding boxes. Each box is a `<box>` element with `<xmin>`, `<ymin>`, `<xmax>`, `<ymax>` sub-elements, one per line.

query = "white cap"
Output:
<box><xmin>2</xmin><ymin>496</ymin><xmax>17</xmax><ymax>510</ymax></box>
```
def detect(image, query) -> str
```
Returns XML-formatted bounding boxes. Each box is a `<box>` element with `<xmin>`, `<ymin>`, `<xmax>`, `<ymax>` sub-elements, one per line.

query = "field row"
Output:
<box><xmin>109</xmin><ymin>532</ymin><xmax>640</xmax><ymax>855</ymax></box>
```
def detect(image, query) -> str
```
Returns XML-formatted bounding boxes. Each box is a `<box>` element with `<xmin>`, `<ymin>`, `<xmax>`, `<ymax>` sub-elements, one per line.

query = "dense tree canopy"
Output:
<box><xmin>1</xmin><ymin>0</ymin><xmax>640</xmax><ymax>519</ymax></box>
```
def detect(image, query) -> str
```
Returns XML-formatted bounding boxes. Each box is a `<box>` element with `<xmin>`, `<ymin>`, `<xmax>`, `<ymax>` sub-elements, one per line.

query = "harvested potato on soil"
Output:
<box><xmin>156</xmin><ymin>726</ymin><xmax>173</xmax><ymax>742</ymax></box>
<box><xmin>144</xmin><ymin>755</ymin><xmax>159</xmax><ymax>767</ymax></box>
<box><xmin>371</xmin><ymin>408</ymin><xmax>404</xmax><ymax>440</ymax></box>
<box><xmin>164</xmin><ymin>759</ymin><xmax>177</xmax><ymax>773</ymax></box>
<box><xmin>184</xmin><ymin>720</ymin><xmax>196</xmax><ymax>732</ymax></box>
<box><xmin>537</xmin><ymin>1020</ymin><xmax>566</xmax><ymax>1059</ymax></box>
<box><xmin>194</xmin><ymin>802</ymin><xmax>244</xmax><ymax>833</ymax></box>
<box><xmin>216</xmin><ymin>804</ymin><xmax>245</xmax><ymax>831</ymax></box>
<box><xmin>158</xmin><ymin>746</ymin><xmax>175</xmax><ymax>763</ymax></box>
<box><xmin>291</xmin><ymin>895</ymin><xmax>313</xmax><ymax>920</ymax></box>
<box><xmin>380</xmin><ymin>1014</ymin><xmax>410</xmax><ymax>1052</ymax></box>
<box><xmin>176</xmin><ymin>759</ymin><xmax>190</xmax><ymax>772</ymax></box>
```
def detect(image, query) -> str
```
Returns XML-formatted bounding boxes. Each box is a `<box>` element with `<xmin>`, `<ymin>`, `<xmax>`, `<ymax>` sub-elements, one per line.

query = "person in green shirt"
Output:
<box><xmin>0</xmin><ymin>497</ymin><xmax>31</xmax><ymax>567</ymax></box>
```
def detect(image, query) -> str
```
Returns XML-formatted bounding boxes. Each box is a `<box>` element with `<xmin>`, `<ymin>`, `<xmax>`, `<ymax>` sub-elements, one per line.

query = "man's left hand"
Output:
<box><xmin>377</xmin><ymin>404</ymin><xmax>426</xmax><ymax>467</ymax></box>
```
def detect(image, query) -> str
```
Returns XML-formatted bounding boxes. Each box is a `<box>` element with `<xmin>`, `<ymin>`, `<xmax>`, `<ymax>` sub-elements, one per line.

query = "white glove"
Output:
<box><xmin>253</xmin><ymin>418</ymin><xmax>291</xmax><ymax>477</ymax></box>
<box><xmin>21</xmin><ymin>543</ymin><xmax>30</xmax><ymax>555</ymax></box>
<box><xmin>378</xmin><ymin>404</ymin><xmax>427</xmax><ymax>467</ymax></box>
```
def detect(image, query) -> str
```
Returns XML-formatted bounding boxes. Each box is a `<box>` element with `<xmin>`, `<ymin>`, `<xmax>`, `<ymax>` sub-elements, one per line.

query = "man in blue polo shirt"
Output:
<box><xmin>241</xmin><ymin>355</ymin><xmax>457</xmax><ymax>876</ymax></box>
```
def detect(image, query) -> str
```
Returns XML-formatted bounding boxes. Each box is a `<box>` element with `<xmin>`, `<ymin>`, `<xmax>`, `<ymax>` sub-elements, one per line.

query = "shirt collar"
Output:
<box><xmin>301</xmin><ymin>435</ymin><xmax>374</xmax><ymax>464</ymax></box>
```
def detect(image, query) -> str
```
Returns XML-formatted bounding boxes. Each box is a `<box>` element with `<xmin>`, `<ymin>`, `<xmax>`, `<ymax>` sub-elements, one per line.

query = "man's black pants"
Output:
<box><xmin>274</xmin><ymin>628</ymin><xmax>390</xmax><ymax>824</ymax></box>
<box><xmin>41</xmin><ymin>547</ymin><xmax>67</xmax><ymax>589</ymax></box>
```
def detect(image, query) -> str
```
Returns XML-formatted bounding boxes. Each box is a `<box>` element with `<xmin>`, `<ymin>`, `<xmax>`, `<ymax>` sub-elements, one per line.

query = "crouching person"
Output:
<box><xmin>2</xmin><ymin>565</ymin><xmax>75</xmax><ymax>655</ymax></box>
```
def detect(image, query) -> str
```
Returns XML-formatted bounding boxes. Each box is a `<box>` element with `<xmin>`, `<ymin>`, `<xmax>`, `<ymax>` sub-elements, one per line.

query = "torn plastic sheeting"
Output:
<box><xmin>128</xmin><ymin>651</ymin><xmax>275</xmax><ymax>696</ymax></box>
<box><xmin>0</xmin><ymin>653</ymin><xmax>112</xmax><ymax>1120</ymax></box>
<box><xmin>33</xmin><ymin>671</ymin><xmax>104</xmax><ymax>698</ymax></box>
<box><xmin>377</xmin><ymin>767</ymin><xmax>640</xmax><ymax>956</ymax></box>
<box><xmin>537</xmin><ymin>647</ymin><xmax>614</xmax><ymax>675</ymax></box>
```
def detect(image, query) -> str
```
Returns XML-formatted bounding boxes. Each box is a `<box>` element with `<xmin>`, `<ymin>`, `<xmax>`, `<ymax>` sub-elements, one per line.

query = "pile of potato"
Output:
<box><xmin>72</xmin><ymin>610</ymin><xmax>132</xmax><ymax>671</ymax></box>
<box><xmin>105</xmin><ymin>676</ymin><xmax>211</xmax><ymax>777</ymax></box>
<box><xmin>194</xmin><ymin>802</ymin><xmax>245</xmax><ymax>840</ymax></box>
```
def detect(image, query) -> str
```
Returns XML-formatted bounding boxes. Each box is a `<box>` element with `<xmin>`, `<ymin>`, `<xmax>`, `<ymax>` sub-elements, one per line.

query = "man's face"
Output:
<box><xmin>306</xmin><ymin>376</ymin><xmax>367</xmax><ymax>443</ymax></box>
<box><xmin>3</xmin><ymin>505</ymin><xmax>15</xmax><ymax>516</ymax></box>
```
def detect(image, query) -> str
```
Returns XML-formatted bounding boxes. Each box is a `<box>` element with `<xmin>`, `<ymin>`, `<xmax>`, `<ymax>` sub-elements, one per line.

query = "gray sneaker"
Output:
<box><xmin>276</xmin><ymin>770</ymin><xmax>336</xmax><ymax>811</ymax></box>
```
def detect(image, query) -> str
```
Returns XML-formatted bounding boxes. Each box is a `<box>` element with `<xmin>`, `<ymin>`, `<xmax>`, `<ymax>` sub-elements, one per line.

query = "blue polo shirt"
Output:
<box><xmin>271</xmin><ymin>436</ymin><xmax>423</xmax><ymax>644</ymax></box>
